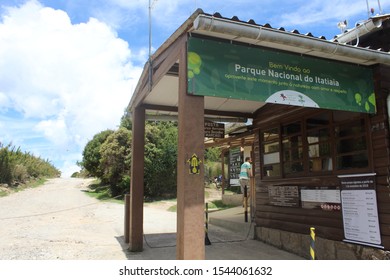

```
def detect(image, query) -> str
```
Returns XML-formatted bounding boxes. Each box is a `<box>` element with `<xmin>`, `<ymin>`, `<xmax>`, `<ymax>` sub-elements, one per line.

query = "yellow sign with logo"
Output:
<box><xmin>187</xmin><ymin>154</ymin><xmax>202</xmax><ymax>174</ymax></box>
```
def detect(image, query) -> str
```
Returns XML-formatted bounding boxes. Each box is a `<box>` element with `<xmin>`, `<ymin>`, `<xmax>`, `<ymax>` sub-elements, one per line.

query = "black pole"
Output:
<box><xmin>205</xmin><ymin>203</ymin><xmax>211</xmax><ymax>245</ymax></box>
<box><xmin>244</xmin><ymin>185</ymin><xmax>248</xmax><ymax>223</ymax></box>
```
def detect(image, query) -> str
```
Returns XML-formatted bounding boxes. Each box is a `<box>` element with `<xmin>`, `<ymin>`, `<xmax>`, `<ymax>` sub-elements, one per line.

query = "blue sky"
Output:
<box><xmin>0</xmin><ymin>0</ymin><xmax>389</xmax><ymax>177</ymax></box>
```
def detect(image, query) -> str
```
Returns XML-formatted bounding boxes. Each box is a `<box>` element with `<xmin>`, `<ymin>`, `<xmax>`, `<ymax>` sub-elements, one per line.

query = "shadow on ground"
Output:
<box><xmin>114</xmin><ymin>223</ymin><xmax>305</xmax><ymax>260</ymax></box>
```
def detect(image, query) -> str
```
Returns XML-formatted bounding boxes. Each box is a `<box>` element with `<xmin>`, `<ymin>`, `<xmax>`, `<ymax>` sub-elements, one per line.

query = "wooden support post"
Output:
<box><xmin>129</xmin><ymin>105</ymin><xmax>145</xmax><ymax>252</ymax></box>
<box><xmin>176</xmin><ymin>38</ymin><xmax>205</xmax><ymax>260</ymax></box>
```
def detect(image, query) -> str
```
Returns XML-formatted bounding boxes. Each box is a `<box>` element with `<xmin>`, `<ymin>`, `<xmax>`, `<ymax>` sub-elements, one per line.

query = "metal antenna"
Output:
<box><xmin>148</xmin><ymin>0</ymin><xmax>158</xmax><ymax>91</ymax></box>
<box><xmin>366</xmin><ymin>0</ymin><xmax>370</xmax><ymax>18</ymax></box>
<box><xmin>366</xmin><ymin>0</ymin><xmax>384</xmax><ymax>17</ymax></box>
<box><xmin>377</xmin><ymin>0</ymin><xmax>383</xmax><ymax>14</ymax></box>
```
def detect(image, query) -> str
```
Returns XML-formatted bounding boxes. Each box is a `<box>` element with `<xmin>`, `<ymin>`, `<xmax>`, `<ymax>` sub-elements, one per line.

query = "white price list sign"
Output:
<box><xmin>339</xmin><ymin>173</ymin><xmax>383</xmax><ymax>248</ymax></box>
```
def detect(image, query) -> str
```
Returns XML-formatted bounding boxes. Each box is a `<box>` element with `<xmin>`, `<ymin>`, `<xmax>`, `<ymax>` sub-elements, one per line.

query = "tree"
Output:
<box><xmin>99</xmin><ymin>127</ymin><xmax>132</xmax><ymax>196</ymax></box>
<box><xmin>80</xmin><ymin>119</ymin><xmax>179</xmax><ymax>200</ymax></box>
<box><xmin>205</xmin><ymin>147</ymin><xmax>221</xmax><ymax>162</ymax></box>
<box><xmin>81</xmin><ymin>130</ymin><xmax>114</xmax><ymax>177</ymax></box>
<box><xmin>120</xmin><ymin>113</ymin><xmax>132</xmax><ymax>131</ymax></box>
<box><xmin>144</xmin><ymin>121</ymin><xmax>178</xmax><ymax>199</ymax></box>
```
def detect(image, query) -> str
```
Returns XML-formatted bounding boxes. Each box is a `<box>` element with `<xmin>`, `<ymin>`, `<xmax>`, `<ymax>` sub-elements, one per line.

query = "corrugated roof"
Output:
<box><xmin>208</xmin><ymin>11</ymin><xmax>328</xmax><ymax>41</ymax></box>
<box><xmin>193</xmin><ymin>11</ymin><xmax>390</xmax><ymax>56</ymax></box>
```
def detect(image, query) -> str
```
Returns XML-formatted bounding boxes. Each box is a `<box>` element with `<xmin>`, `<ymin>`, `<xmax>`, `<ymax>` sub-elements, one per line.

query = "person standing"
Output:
<box><xmin>239</xmin><ymin>157</ymin><xmax>252</xmax><ymax>206</ymax></box>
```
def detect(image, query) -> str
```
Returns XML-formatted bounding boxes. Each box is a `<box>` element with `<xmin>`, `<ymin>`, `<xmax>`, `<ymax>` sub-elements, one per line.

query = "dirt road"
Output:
<box><xmin>0</xmin><ymin>178</ymin><xmax>224</xmax><ymax>260</ymax></box>
<box><xmin>0</xmin><ymin>178</ymin><xmax>128</xmax><ymax>260</ymax></box>
<box><xmin>0</xmin><ymin>178</ymin><xmax>307</xmax><ymax>261</ymax></box>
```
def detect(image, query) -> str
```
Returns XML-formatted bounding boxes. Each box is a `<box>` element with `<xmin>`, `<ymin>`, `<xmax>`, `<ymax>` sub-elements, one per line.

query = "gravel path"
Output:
<box><xmin>0</xmin><ymin>178</ymin><xmax>224</xmax><ymax>260</ymax></box>
<box><xmin>0</xmin><ymin>178</ymin><xmax>128</xmax><ymax>260</ymax></box>
<box><xmin>0</xmin><ymin>178</ymin><xmax>306</xmax><ymax>261</ymax></box>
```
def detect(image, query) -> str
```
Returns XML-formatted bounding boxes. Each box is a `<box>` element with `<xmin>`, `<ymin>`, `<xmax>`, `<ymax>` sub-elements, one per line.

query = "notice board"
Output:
<box><xmin>339</xmin><ymin>173</ymin><xmax>383</xmax><ymax>248</ymax></box>
<box><xmin>204</xmin><ymin>120</ymin><xmax>225</xmax><ymax>138</ymax></box>
<box><xmin>268</xmin><ymin>186</ymin><xmax>300</xmax><ymax>207</ymax></box>
<box><xmin>229</xmin><ymin>147</ymin><xmax>242</xmax><ymax>186</ymax></box>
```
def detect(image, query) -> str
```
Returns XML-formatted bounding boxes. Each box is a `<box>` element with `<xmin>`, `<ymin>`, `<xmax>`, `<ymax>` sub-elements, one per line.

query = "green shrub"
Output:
<box><xmin>0</xmin><ymin>143</ymin><xmax>60</xmax><ymax>185</ymax></box>
<box><xmin>12</xmin><ymin>164</ymin><xmax>28</xmax><ymax>182</ymax></box>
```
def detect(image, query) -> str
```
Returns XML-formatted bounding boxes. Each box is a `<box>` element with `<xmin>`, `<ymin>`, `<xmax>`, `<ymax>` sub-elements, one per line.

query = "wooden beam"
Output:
<box><xmin>142</xmin><ymin>103</ymin><xmax>254</xmax><ymax>119</ymax></box>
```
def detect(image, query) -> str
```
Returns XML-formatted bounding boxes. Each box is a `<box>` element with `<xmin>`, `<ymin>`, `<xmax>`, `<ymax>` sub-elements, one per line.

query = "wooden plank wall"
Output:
<box><xmin>371</xmin><ymin>65</ymin><xmax>390</xmax><ymax>249</ymax></box>
<box><xmin>252</xmin><ymin>65</ymin><xmax>390</xmax><ymax>249</ymax></box>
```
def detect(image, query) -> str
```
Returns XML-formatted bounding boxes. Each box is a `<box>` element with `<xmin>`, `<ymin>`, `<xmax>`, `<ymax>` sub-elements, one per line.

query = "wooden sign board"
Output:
<box><xmin>204</xmin><ymin>121</ymin><xmax>224</xmax><ymax>138</ymax></box>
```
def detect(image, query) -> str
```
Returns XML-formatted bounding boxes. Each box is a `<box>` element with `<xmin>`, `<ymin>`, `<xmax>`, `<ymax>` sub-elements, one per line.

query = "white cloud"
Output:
<box><xmin>0</xmin><ymin>0</ymin><xmax>142</xmax><ymax>175</ymax></box>
<box><xmin>35</xmin><ymin>113</ymin><xmax>69</xmax><ymax>148</ymax></box>
<box><xmin>276</xmin><ymin>1</ymin><xmax>364</xmax><ymax>27</ymax></box>
<box><xmin>88</xmin><ymin>0</ymin><xmax>368</xmax><ymax>51</ymax></box>
<box><xmin>61</xmin><ymin>161</ymin><xmax>81</xmax><ymax>178</ymax></box>
<box><xmin>85</xmin><ymin>0</ymin><xmax>390</xmax><ymax>42</ymax></box>
<box><xmin>0</xmin><ymin>92</ymin><xmax>10</xmax><ymax>108</ymax></box>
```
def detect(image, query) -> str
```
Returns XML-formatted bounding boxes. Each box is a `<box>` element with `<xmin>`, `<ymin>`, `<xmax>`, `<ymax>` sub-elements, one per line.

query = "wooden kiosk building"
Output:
<box><xmin>126</xmin><ymin>9</ymin><xmax>390</xmax><ymax>259</ymax></box>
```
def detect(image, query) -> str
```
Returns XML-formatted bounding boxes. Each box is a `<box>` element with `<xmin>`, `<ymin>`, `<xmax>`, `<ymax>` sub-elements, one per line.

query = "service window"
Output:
<box><xmin>282</xmin><ymin>122</ymin><xmax>304</xmax><ymax>175</ymax></box>
<box><xmin>259</xmin><ymin>110</ymin><xmax>370</xmax><ymax>179</ymax></box>
<box><xmin>335</xmin><ymin>118</ymin><xmax>368</xmax><ymax>170</ymax></box>
<box><xmin>261</xmin><ymin>127</ymin><xmax>281</xmax><ymax>177</ymax></box>
<box><xmin>306</xmin><ymin>112</ymin><xmax>333</xmax><ymax>172</ymax></box>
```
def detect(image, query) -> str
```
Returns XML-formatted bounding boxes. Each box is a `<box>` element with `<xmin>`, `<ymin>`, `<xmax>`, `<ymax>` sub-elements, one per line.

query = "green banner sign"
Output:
<box><xmin>187</xmin><ymin>37</ymin><xmax>376</xmax><ymax>113</ymax></box>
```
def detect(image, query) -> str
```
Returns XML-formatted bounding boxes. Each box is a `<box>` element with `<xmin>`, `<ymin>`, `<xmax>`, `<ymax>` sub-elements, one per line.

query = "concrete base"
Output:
<box><xmin>209</xmin><ymin>206</ymin><xmax>252</xmax><ymax>235</ymax></box>
<box><xmin>255</xmin><ymin>226</ymin><xmax>390</xmax><ymax>260</ymax></box>
<box><xmin>222</xmin><ymin>194</ymin><xmax>243</xmax><ymax>206</ymax></box>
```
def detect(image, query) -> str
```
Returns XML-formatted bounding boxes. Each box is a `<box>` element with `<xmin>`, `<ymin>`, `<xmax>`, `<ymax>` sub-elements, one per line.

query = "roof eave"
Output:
<box><xmin>333</xmin><ymin>14</ymin><xmax>390</xmax><ymax>44</ymax></box>
<box><xmin>126</xmin><ymin>9</ymin><xmax>204</xmax><ymax>113</ymax></box>
<box><xmin>191</xmin><ymin>14</ymin><xmax>390</xmax><ymax>66</ymax></box>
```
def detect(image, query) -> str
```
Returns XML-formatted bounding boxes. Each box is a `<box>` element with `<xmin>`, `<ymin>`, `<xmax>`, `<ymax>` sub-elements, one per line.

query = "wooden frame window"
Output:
<box><xmin>260</xmin><ymin>111</ymin><xmax>370</xmax><ymax>179</ymax></box>
<box><xmin>335</xmin><ymin>118</ymin><xmax>368</xmax><ymax>170</ymax></box>
<box><xmin>261</xmin><ymin>127</ymin><xmax>281</xmax><ymax>177</ymax></box>
<box><xmin>282</xmin><ymin>122</ymin><xmax>304</xmax><ymax>175</ymax></box>
<box><xmin>306</xmin><ymin>112</ymin><xmax>332</xmax><ymax>173</ymax></box>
